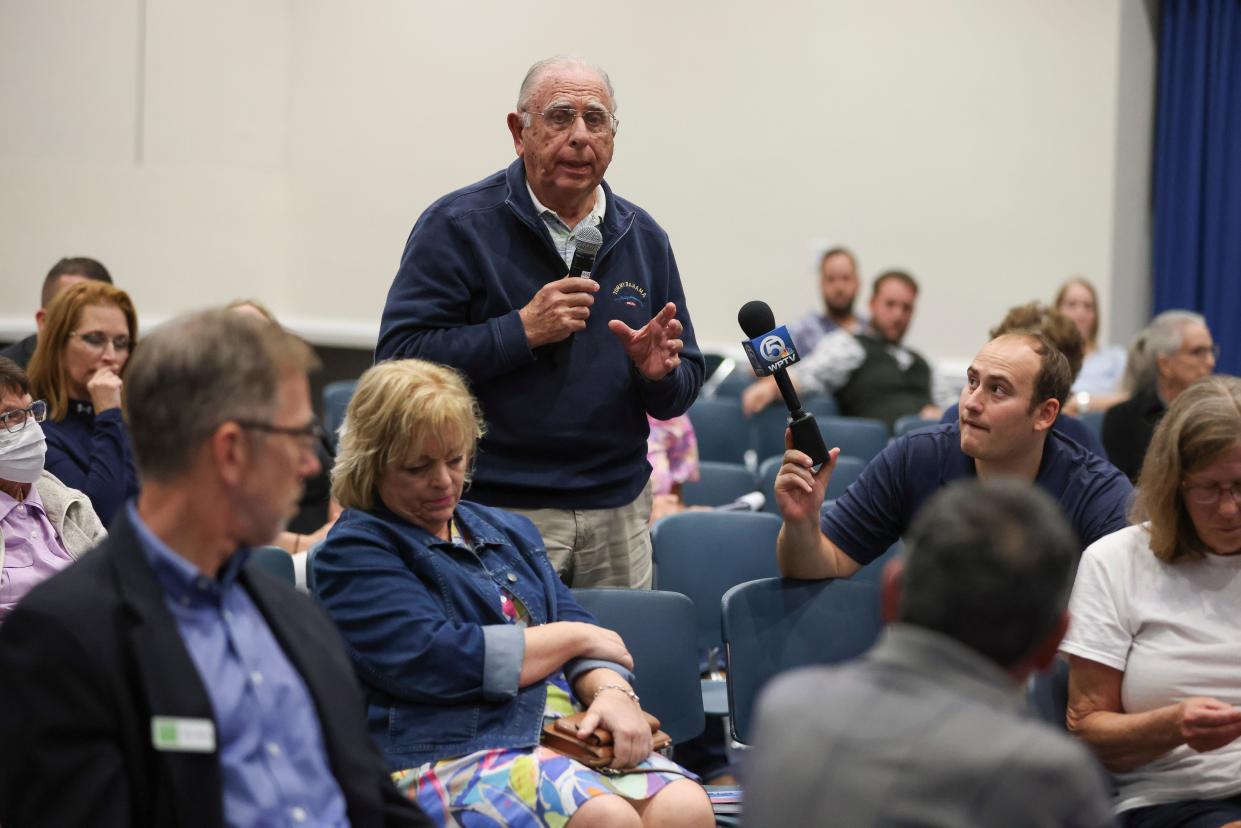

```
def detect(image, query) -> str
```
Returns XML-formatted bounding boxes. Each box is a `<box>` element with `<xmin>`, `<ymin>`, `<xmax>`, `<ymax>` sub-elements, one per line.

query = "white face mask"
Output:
<box><xmin>0</xmin><ymin>420</ymin><xmax>47</xmax><ymax>485</ymax></box>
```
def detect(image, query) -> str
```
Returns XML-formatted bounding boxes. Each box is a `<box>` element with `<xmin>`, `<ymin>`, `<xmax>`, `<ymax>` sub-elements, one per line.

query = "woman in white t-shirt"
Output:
<box><xmin>1061</xmin><ymin>375</ymin><xmax>1241</xmax><ymax>827</ymax></box>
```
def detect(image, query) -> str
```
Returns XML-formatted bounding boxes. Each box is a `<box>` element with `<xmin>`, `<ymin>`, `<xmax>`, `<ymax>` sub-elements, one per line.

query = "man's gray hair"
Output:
<box><xmin>898</xmin><ymin>479</ymin><xmax>1078</xmax><ymax>668</ymax></box>
<box><xmin>1122</xmin><ymin>309</ymin><xmax>1207</xmax><ymax>392</ymax></box>
<box><xmin>123</xmin><ymin>309</ymin><xmax>319</xmax><ymax>483</ymax></box>
<box><xmin>516</xmin><ymin>56</ymin><xmax>616</xmax><ymax>128</ymax></box>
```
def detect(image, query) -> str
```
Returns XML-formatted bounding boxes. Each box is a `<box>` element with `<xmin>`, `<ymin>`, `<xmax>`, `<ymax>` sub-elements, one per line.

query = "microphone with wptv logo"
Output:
<box><xmin>738</xmin><ymin>300</ymin><xmax>830</xmax><ymax>466</ymax></box>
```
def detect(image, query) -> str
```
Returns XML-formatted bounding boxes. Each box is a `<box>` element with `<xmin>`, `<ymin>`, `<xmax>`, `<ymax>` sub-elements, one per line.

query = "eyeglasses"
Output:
<box><xmin>1182</xmin><ymin>344</ymin><xmax>1220</xmax><ymax>362</ymax></box>
<box><xmin>1182</xmin><ymin>481</ymin><xmax>1241</xmax><ymax>506</ymax></box>
<box><xmin>235</xmin><ymin>418</ymin><xmax>325</xmax><ymax>449</ymax></box>
<box><xmin>0</xmin><ymin>400</ymin><xmax>47</xmax><ymax>434</ymax></box>
<box><xmin>525</xmin><ymin>105</ymin><xmax>618</xmax><ymax>134</ymax></box>
<box><xmin>71</xmin><ymin>331</ymin><xmax>132</xmax><ymax>353</ymax></box>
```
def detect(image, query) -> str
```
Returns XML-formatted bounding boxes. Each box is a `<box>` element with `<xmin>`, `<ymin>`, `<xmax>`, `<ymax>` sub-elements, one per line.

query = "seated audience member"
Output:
<box><xmin>1056</xmin><ymin>276</ymin><xmax>1129</xmax><ymax>414</ymax></box>
<box><xmin>0</xmin><ymin>358</ymin><xmax>105</xmax><ymax>620</ymax></box>
<box><xmin>747</xmin><ymin>479</ymin><xmax>1114</xmax><ymax>828</ymax></box>
<box><xmin>0</xmin><ymin>256</ymin><xmax>113</xmax><ymax>369</ymax></box>
<box><xmin>1103</xmin><ymin>310</ymin><xmax>1216</xmax><ymax>482</ymax></box>
<box><xmin>939</xmin><ymin>301</ymin><xmax>1106</xmax><ymax>457</ymax></box>
<box><xmin>0</xmin><ymin>311</ymin><xmax>429</xmax><ymax>826</ymax></box>
<box><xmin>226</xmin><ymin>299</ymin><xmax>341</xmax><ymax>565</ymax></box>
<box><xmin>647</xmin><ymin>413</ymin><xmax>701</xmax><ymax>524</ymax></box>
<box><xmin>314</xmin><ymin>359</ymin><xmax>712</xmax><ymax>828</ymax></box>
<box><xmin>1063</xmin><ymin>375</ymin><xmax>1241</xmax><ymax>826</ymax></box>
<box><xmin>785</xmin><ymin>245</ymin><xmax>867</xmax><ymax>352</ymax></box>
<box><xmin>742</xmin><ymin>270</ymin><xmax>940</xmax><ymax>429</ymax></box>
<box><xmin>776</xmin><ymin>332</ymin><xmax>1132</xmax><ymax>579</ymax></box>
<box><xmin>27</xmin><ymin>281</ymin><xmax>140</xmax><ymax>525</ymax></box>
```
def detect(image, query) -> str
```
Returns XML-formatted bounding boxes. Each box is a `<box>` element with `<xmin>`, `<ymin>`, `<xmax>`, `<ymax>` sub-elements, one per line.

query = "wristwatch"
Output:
<box><xmin>1075</xmin><ymin>391</ymin><xmax>1091</xmax><ymax>412</ymax></box>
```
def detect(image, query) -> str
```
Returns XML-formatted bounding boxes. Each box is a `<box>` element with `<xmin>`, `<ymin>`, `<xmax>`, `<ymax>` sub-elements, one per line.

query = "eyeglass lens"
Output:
<box><xmin>78</xmin><ymin>331</ymin><xmax>131</xmax><ymax>351</ymax></box>
<box><xmin>2</xmin><ymin>400</ymin><xmax>48</xmax><ymax>433</ymax></box>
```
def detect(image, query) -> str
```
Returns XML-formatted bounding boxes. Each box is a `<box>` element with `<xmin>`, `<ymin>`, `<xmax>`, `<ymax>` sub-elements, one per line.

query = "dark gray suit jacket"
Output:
<box><xmin>0</xmin><ymin>509</ymin><xmax>431</xmax><ymax>827</ymax></box>
<box><xmin>746</xmin><ymin>625</ymin><xmax>1115</xmax><ymax>828</ymax></box>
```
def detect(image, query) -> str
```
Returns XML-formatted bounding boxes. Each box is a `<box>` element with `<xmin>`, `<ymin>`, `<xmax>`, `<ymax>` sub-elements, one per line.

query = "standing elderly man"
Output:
<box><xmin>0</xmin><ymin>311</ymin><xmax>429</xmax><ymax>827</ymax></box>
<box><xmin>378</xmin><ymin>57</ymin><xmax>703</xmax><ymax>589</ymax></box>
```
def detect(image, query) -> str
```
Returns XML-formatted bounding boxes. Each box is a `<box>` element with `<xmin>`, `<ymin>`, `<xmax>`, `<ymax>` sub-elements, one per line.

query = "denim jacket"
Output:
<box><xmin>314</xmin><ymin>500</ymin><xmax>631</xmax><ymax>770</ymax></box>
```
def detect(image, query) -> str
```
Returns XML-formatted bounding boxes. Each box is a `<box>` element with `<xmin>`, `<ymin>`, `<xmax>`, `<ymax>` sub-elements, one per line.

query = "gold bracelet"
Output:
<box><xmin>592</xmin><ymin>684</ymin><xmax>640</xmax><ymax>706</ymax></box>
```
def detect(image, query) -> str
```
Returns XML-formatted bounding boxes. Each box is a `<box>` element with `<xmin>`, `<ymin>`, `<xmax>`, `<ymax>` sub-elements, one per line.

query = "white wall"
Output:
<box><xmin>0</xmin><ymin>0</ymin><xmax>1154</xmax><ymax>369</ymax></box>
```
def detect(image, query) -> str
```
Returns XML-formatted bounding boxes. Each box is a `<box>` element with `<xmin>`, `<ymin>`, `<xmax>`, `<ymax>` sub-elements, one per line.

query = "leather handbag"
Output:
<box><xmin>540</xmin><ymin>710</ymin><xmax>673</xmax><ymax>769</ymax></box>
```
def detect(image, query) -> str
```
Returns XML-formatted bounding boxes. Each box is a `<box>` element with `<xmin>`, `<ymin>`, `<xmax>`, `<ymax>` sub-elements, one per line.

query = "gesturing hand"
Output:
<box><xmin>519</xmin><ymin>278</ymin><xmax>600</xmax><ymax>349</ymax></box>
<box><xmin>607</xmin><ymin>302</ymin><xmax>683</xmax><ymax>381</ymax></box>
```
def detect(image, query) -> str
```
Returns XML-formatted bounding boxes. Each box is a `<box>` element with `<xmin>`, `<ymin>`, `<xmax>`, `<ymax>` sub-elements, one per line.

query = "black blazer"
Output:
<box><xmin>0</xmin><ymin>510</ymin><xmax>431</xmax><ymax>828</ymax></box>
<box><xmin>1101</xmin><ymin>383</ymin><xmax>1166</xmax><ymax>482</ymax></box>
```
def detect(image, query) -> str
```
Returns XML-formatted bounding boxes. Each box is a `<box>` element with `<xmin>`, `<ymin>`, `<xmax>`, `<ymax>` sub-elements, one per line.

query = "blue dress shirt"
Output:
<box><xmin>129</xmin><ymin>503</ymin><xmax>349</xmax><ymax>827</ymax></box>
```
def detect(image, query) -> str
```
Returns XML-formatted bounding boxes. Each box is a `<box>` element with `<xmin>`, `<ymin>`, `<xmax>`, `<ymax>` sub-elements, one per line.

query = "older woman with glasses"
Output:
<box><xmin>1062</xmin><ymin>375</ymin><xmax>1241</xmax><ymax>827</ymax></box>
<box><xmin>27</xmin><ymin>281</ymin><xmax>140</xmax><ymax>525</ymax></box>
<box><xmin>0</xmin><ymin>357</ymin><xmax>105</xmax><ymax>620</ymax></box>
<box><xmin>313</xmin><ymin>359</ymin><xmax>711</xmax><ymax>828</ymax></box>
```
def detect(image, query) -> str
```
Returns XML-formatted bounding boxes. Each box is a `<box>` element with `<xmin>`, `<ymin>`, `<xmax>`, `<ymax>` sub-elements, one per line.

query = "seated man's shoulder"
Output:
<box><xmin>1047</xmin><ymin>430</ymin><xmax>1130</xmax><ymax>487</ymax></box>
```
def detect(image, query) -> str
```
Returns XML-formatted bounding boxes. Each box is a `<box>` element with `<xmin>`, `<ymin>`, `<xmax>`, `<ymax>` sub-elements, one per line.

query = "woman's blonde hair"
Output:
<box><xmin>331</xmin><ymin>359</ymin><xmax>485</xmax><ymax>510</ymax></box>
<box><xmin>28</xmin><ymin>281</ymin><xmax>138</xmax><ymax>420</ymax></box>
<box><xmin>1132</xmin><ymin>375</ymin><xmax>1241</xmax><ymax>562</ymax></box>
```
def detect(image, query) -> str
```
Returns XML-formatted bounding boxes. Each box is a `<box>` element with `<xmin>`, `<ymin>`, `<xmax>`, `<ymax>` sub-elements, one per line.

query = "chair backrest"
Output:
<box><xmin>708</xmin><ymin>364</ymin><xmax>758</xmax><ymax>398</ymax></box>
<box><xmin>681</xmin><ymin>461</ymin><xmax>758</xmax><ymax>507</ymax></box>
<box><xmin>687</xmin><ymin>398</ymin><xmax>750</xmax><ymax>465</ymax></box>
<box><xmin>650</xmin><ymin>511</ymin><xmax>783</xmax><ymax>655</ymax></box>
<box><xmin>247</xmin><ymin>545</ymin><xmax>295</xmax><ymax>586</ymax></box>
<box><xmin>722</xmin><ymin>577</ymin><xmax>883</xmax><ymax>744</ymax></box>
<box><xmin>322</xmin><ymin>379</ymin><xmax>358</xmax><ymax>448</ymax></box>
<box><xmin>749</xmin><ymin>404</ymin><xmax>794</xmax><ymax>466</ymax></box>
<box><xmin>757</xmin><ymin>454</ymin><xmax>866</xmax><ymax>514</ymax></box>
<box><xmin>893</xmin><ymin>413</ymin><xmax>939</xmax><ymax>437</ymax></box>
<box><xmin>816</xmin><ymin>415</ymin><xmax>891</xmax><ymax>462</ymax></box>
<box><xmin>1027</xmin><ymin>656</ymin><xmax>1070</xmax><ymax>731</ymax></box>
<box><xmin>850</xmin><ymin>539</ymin><xmax>904</xmax><ymax>584</ymax></box>
<box><xmin>571</xmin><ymin>587</ymin><xmax>705</xmax><ymax>744</ymax></box>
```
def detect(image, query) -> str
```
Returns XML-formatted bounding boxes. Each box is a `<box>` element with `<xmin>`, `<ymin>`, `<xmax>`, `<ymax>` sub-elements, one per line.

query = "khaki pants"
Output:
<box><xmin>508</xmin><ymin>480</ymin><xmax>654</xmax><ymax>589</ymax></box>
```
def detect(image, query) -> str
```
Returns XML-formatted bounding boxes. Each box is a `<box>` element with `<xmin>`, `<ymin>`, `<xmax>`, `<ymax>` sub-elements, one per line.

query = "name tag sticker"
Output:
<box><xmin>151</xmin><ymin>716</ymin><xmax>216</xmax><ymax>753</ymax></box>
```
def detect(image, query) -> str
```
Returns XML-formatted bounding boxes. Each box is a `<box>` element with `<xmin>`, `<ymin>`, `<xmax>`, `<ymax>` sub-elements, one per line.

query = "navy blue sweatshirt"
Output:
<box><xmin>43</xmin><ymin>402</ymin><xmax>140</xmax><ymax>526</ymax></box>
<box><xmin>377</xmin><ymin>160</ymin><xmax>704</xmax><ymax>510</ymax></box>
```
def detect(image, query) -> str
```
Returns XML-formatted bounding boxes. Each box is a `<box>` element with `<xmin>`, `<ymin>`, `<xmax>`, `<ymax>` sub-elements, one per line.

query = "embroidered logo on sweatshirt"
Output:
<box><xmin>612</xmin><ymin>281</ymin><xmax>647</xmax><ymax>308</ymax></box>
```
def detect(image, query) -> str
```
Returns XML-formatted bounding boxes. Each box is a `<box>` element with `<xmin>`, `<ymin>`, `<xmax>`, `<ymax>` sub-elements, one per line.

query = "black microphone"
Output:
<box><xmin>738</xmin><ymin>300</ymin><xmax>830</xmax><ymax>465</ymax></box>
<box><xmin>568</xmin><ymin>225</ymin><xmax>603</xmax><ymax>278</ymax></box>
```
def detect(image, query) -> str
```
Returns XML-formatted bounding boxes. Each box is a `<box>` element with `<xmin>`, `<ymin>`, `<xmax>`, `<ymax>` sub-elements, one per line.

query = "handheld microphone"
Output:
<box><xmin>568</xmin><ymin>225</ymin><xmax>603</xmax><ymax>278</ymax></box>
<box><xmin>738</xmin><ymin>300</ymin><xmax>830</xmax><ymax>465</ymax></box>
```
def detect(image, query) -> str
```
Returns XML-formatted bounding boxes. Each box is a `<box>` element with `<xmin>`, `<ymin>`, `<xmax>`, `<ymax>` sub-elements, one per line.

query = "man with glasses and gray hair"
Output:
<box><xmin>0</xmin><ymin>356</ymin><xmax>104</xmax><ymax>621</ymax></box>
<box><xmin>1104</xmin><ymin>310</ymin><xmax>1218</xmax><ymax>481</ymax></box>
<box><xmin>377</xmin><ymin>57</ymin><xmax>703</xmax><ymax>589</ymax></box>
<box><xmin>0</xmin><ymin>311</ymin><xmax>430</xmax><ymax>826</ymax></box>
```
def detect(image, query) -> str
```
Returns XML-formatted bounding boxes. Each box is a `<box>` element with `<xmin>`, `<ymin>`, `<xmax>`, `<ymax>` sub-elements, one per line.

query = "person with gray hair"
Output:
<box><xmin>0</xmin><ymin>310</ymin><xmax>431</xmax><ymax>826</ymax></box>
<box><xmin>746</xmin><ymin>479</ymin><xmax>1115</xmax><ymax>828</ymax></box>
<box><xmin>377</xmin><ymin>56</ymin><xmax>703</xmax><ymax>589</ymax></box>
<box><xmin>1103</xmin><ymin>310</ymin><xmax>1216</xmax><ymax>481</ymax></box>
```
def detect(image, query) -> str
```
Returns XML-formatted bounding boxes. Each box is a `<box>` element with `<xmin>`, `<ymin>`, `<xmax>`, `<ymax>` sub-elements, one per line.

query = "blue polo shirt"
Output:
<box><xmin>823</xmin><ymin>423</ymin><xmax>1133</xmax><ymax>566</ymax></box>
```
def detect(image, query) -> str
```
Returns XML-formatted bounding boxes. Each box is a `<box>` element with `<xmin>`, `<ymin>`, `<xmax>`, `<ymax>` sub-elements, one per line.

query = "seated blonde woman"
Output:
<box><xmin>1063</xmin><ymin>375</ymin><xmax>1241</xmax><ymax>827</ymax></box>
<box><xmin>313</xmin><ymin>359</ymin><xmax>712</xmax><ymax>828</ymax></box>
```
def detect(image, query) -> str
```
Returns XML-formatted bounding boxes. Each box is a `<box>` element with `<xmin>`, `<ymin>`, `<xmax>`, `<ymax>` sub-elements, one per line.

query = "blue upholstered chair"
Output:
<box><xmin>570</xmin><ymin>587</ymin><xmax>705</xmax><ymax>744</ymax></box>
<box><xmin>322</xmin><ymin>379</ymin><xmax>357</xmax><ymax>449</ymax></box>
<box><xmin>680</xmin><ymin>461</ymin><xmax>759</xmax><ymax>508</ymax></box>
<box><xmin>815</xmin><ymin>415</ymin><xmax>891</xmax><ymax>462</ymax></box>
<box><xmin>247</xmin><ymin>545</ymin><xmax>295</xmax><ymax>586</ymax></box>
<box><xmin>687</xmin><ymin>398</ymin><xmax>750</xmax><ymax>465</ymax></box>
<box><xmin>721</xmin><ymin>576</ymin><xmax>883</xmax><ymax>744</ymax></box>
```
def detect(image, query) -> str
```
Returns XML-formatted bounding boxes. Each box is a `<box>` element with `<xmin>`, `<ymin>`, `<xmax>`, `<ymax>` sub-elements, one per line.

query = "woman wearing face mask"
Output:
<box><xmin>0</xmin><ymin>357</ymin><xmax>106</xmax><ymax>621</ymax></box>
<box><xmin>27</xmin><ymin>281</ymin><xmax>140</xmax><ymax>525</ymax></box>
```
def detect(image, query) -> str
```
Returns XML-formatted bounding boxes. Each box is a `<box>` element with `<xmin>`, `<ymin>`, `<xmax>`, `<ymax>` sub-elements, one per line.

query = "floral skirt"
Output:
<box><xmin>393</xmin><ymin>745</ymin><xmax>696</xmax><ymax>828</ymax></box>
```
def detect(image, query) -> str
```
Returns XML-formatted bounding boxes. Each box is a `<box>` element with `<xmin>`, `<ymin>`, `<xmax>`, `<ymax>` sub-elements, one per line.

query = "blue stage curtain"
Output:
<box><xmin>1152</xmin><ymin>0</ymin><xmax>1241</xmax><ymax>375</ymax></box>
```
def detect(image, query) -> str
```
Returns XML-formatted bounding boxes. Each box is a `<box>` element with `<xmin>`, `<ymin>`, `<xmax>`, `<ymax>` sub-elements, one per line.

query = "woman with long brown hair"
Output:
<box><xmin>27</xmin><ymin>281</ymin><xmax>139</xmax><ymax>524</ymax></box>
